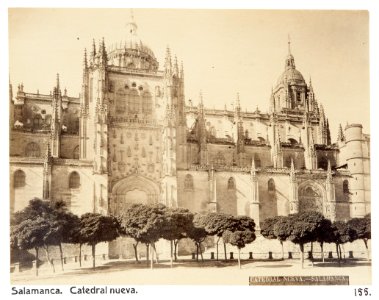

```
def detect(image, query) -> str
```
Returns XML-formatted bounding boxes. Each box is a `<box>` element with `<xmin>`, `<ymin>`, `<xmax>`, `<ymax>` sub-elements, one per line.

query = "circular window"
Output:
<box><xmin>138</xmin><ymin>86</ymin><xmax>143</xmax><ymax>91</ymax></box>
<box><xmin>132</xmin><ymin>82</ymin><xmax>137</xmax><ymax>88</ymax></box>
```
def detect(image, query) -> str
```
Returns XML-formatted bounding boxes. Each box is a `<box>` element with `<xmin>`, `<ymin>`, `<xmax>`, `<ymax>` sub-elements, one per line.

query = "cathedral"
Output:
<box><xmin>10</xmin><ymin>16</ymin><xmax>370</xmax><ymax>255</ymax></box>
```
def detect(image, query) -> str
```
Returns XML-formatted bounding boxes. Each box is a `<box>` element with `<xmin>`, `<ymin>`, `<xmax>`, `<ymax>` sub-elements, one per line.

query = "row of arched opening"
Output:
<box><xmin>22</xmin><ymin>142</ymin><xmax>79</xmax><ymax>159</ymax></box>
<box><xmin>13</xmin><ymin>170</ymin><xmax>81</xmax><ymax>189</ymax></box>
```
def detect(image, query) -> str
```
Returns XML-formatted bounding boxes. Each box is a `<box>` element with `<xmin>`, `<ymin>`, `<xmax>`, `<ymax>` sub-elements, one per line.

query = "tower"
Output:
<box><xmin>344</xmin><ymin>124</ymin><xmax>370</xmax><ymax>217</ymax></box>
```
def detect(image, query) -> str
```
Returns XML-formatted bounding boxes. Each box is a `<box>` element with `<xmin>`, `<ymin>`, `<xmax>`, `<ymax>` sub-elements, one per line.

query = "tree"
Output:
<box><xmin>331</xmin><ymin>221</ymin><xmax>357</xmax><ymax>266</ymax></box>
<box><xmin>79</xmin><ymin>213</ymin><xmax>120</xmax><ymax>269</ymax></box>
<box><xmin>347</xmin><ymin>214</ymin><xmax>371</xmax><ymax>260</ymax></box>
<box><xmin>315</xmin><ymin>218</ymin><xmax>335</xmax><ymax>263</ymax></box>
<box><xmin>11</xmin><ymin>217</ymin><xmax>49</xmax><ymax>276</ymax></box>
<box><xmin>160</xmin><ymin>207</ymin><xmax>193</xmax><ymax>267</ymax></box>
<box><xmin>119</xmin><ymin>203</ymin><xmax>168</xmax><ymax>269</ymax></box>
<box><xmin>286</xmin><ymin>211</ymin><xmax>325</xmax><ymax>268</ymax></box>
<box><xmin>10</xmin><ymin>198</ymin><xmax>67</xmax><ymax>272</ymax></box>
<box><xmin>197</xmin><ymin>212</ymin><xmax>238</xmax><ymax>260</ymax></box>
<box><xmin>221</xmin><ymin>215</ymin><xmax>256</xmax><ymax>268</ymax></box>
<box><xmin>187</xmin><ymin>214</ymin><xmax>209</xmax><ymax>262</ymax></box>
<box><xmin>261</xmin><ymin>216</ymin><xmax>288</xmax><ymax>259</ymax></box>
<box><xmin>222</xmin><ymin>230</ymin><xmax>256</xmax><ymax>269</ymax></box>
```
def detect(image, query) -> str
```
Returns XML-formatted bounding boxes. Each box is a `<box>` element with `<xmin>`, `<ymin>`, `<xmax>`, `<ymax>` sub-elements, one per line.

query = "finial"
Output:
<box><xmin>180</xmin><ymin>61</ymin><xmax>184</xmax><ymax>78</ymax></box>
<box><xmin>92</xmin><ymin>39</ymin><xmax>96</xmax><ymax>56</ymax></box>
<box><xmin>64</xmin><ymin>87</ymin><xmax>67</xmax><ymax>96</ymax></box>
<box><xmin>288</xmin><ymin>34</ymin><xmax>291</xmax><ymax>55</ymax></box>
<box><xmin>327</xmin><ymin>160</ymin><xmax>332</xmax><ymax>179</ymax></box>
<box><xmin>236</xmin><ymin>92</ymin><xmax>240</xmax><ymax>108</ymax></box>
<box><xmin>56</xmin><ymin>73</ymin><xmax>60</xmax><ymax>90</ymax></box>
<box><xmin>83</xmin><ymin>48</ymin><xmax>88</xmax><ymax>68</ymax></box>
<box><xmin>199</xmin><ymin>90</ymin><xmax>203</xmax><ymax>105</ymax></box>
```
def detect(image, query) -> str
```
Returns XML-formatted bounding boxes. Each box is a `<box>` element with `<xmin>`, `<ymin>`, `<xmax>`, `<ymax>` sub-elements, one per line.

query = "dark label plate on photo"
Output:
<box><xmin>249</xmin><ymin>276</ymin><xmax>349</xmax><ymax>286</ymax></box>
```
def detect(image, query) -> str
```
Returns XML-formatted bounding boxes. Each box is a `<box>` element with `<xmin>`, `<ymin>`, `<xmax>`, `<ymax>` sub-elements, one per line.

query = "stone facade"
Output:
<box><xmin>10</xmin><ymin>16</ymin><xmax>370</xmax><ymax>258</ymax></box>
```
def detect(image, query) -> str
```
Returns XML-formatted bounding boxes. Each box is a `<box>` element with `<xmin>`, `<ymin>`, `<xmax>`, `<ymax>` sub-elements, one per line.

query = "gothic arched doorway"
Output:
<box><xmin>298</xmin><ymin>182</ymin><xmax>324</xmax><ymax>213</ymax></box>
<box><xmin>111</xmin><ymin>174</ymin><xmax>160</xmax><ymax>215</ymax></box>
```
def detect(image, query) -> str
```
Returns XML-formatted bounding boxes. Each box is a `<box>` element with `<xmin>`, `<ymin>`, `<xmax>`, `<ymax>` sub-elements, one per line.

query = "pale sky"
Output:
<box><xmin>8</xmin><ymin>8</ymin><xmax>369</xmax><ymax>139</ymax></box>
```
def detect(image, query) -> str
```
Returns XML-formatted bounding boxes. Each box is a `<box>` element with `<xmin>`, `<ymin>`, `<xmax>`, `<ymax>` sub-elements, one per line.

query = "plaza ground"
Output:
<box><xmin>11</xmin><ymin>257</ymin><xmax>371</xmax><ymax>285</ymax></box>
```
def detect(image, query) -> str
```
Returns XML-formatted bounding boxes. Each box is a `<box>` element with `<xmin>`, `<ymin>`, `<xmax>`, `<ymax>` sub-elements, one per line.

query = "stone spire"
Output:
<box><xmin>173</xmin><ymin>55</ymin><xmax>179</xmax><ymax>77</ymax></box>
<box><xmin>337</xmin><ymin>123</ymin><xmax>345</xmax><ymax>142</ymax></box>
<box><xmin>179</xmin><ymin>61</ymin><xmax>184</xmax><ymax>79</ymax></box>
<box><xmin>164</xmin><ymin>46</ymin><xmax>172</xmax><ymax>75</ymax></box>
<box><xmin>83</xmin><ymin>48</ymin><xmax>88</xmax><ymax>69</ymax></box>
<box><xmin>91</xmin><ymin>39</ymin><xmax>96</xmax><ymax>60</ymax></box>
<box><xmin>250</xmin><ymin>157</ymin><xmax>257</xmax><ymax>179</ymax></box>
<box><xmin>327</xmin><ymin>160</ymin><xmax>333</xmax><ymax>182</ymax></box>
<box><xmin>285</xmin><ymin>34</ymin><xmax>296</xmax><ymax>70</ymax></box>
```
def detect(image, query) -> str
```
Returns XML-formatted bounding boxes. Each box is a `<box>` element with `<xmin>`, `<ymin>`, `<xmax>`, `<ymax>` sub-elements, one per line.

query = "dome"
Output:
<box><xmin>107</xmin><ymin>19</ymin><xmax>159</xmax><ymax>71</ymax></box>
<box><xmin>276</xmin><ymin>52</ymin><xmax>306</xmax><ymax>85</ymax></box>
<box><xmin>277</xmin><ymin>67</ymin><xmax>305</xmax><ymax>85</ymax></box>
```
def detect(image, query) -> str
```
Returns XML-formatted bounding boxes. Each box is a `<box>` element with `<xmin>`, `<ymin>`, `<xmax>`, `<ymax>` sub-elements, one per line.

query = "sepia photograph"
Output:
<box><xmin>7</xmin><ymin>6</ymin><xmax>373</xmax><ymax>290</ymax></box>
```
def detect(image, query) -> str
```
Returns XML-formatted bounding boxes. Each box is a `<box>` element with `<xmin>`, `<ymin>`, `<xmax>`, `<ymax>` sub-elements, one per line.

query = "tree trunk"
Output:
<box><xmin>35</xmin><ymin>247</ymin><xmax>39</xmax><ymax>276</ymax></box>
<box><xmin>223</xmin><ymin>242</ymin><xmax>227</xmax><ymax>261</ymax></box>
<box><xmin>200</xmin><ymin>242</ymin><xmax>203</xmax><ymax>262</ymax></box>
<box><xmin>133</xmin><ymin>241</ymin><xmax>139</xmax><ymax>263</ymax></box>
<box><xmin>363</xmin><ymin>239</ymin><xmax>369</xmax><ymax>260</ymax></box>
<box><xmin>321</xmin><ymin>242</ymin><xmax>324</xmax><ymax>263</ymax></box>
<box><xmin>310</xmin><ymin>242</ymin><xmax>314</xmax><ymax>267</ymax></box>
<box><xmin>216</xmin><ymin>236</ymin><xmax>221</xmax><ymax>261</ymax></box>
<box><xmin>152</xmin><ymin>243</ymin><xmax>159</xmax><ymax>263</ymax></box>
<box><xmin>174</xmin><ymin>240</ymin><xmax>178</xmax><ymax>261</ymax></box>
<box><xmin>91</xmin><ymin>243</ymin><xmax>96</xmax><ymax>269</ymax></box>
<box><xmin>339</xmin><ymin>244</ymin><xmax>344</xmax><ymax>261</ymax></box>
<box><xmin>300</xmin><ymin>243</ymin><xmax>304</xmax><ymax>269</ymax></box>
<box><xmin>170</xmin><ymin>240</ymin><xmax>173</xmax><ymax>268</ymax></box>
<box><xmin>79</xmin><ymin>243</ymin><xmax>82</xmax><ymax>267</ymax></box>
<box><xmin>59</xmin><ymin>243</ymin><xmax>64</xmax><ymax>271</ymax></box>
<box><xmin>146</xmin><ymin>243</ymin><xmax>149</xmax><ymax>265</ymax></box>
<box><xmin>150</xmin><ymin>243</ymin><xmax>154</xmax><ymax>270</ymax></box>
<box><xmin>196</xmin><ymin>243</ymin><xmax>199</xmax><ymax>262</ymax></box>
<box><xmin>43</xmin><ymin>244</ymin><xmax>55</xmax><ymax>272</ymax></box>
<box><xmin>280</xmin><ymin>241</ymin><xmax>284</xmax><ymax>260</ymax></box>
<box><xmin>238</xmin><ymin>248</ymin><xmax>241</xmax><ymax>269</ymax></box>
<box><xmin>336</xmin><ymin>243</ymin><xmax>340</xmax><ymax>266</ymax></box>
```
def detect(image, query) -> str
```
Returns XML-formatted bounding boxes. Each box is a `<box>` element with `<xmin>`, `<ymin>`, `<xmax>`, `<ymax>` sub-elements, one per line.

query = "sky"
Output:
<box><xmin>8</xmin><ymin>8</ymin><xmax>370</xmax><ymax>140</ymax></box>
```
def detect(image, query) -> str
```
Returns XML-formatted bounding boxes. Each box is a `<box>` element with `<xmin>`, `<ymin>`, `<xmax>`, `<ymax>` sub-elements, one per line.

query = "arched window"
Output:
<box><xmin>245</xmin><ymin>130</ymin><xmax>249</xmax><ymax>139</ymax></box>
<box><xmin>318</xmin><ymin>156</ymin><xmax>328</xmax><ymax>170</ymax></box>
<box><xmin>115</xmin><ymin>88</ymin><xmax>127</xmax><ymax>114</ymax></box>
<box><xmin>184</xmin><ymin>174</ymin><xmax>194</xmax><ymax>190</ymax></box>
<box><xmin>227</xmin><ymin>177</ymin><xmax>235</xmax><ymax>190</ymax></box>
<box><xmin>33</xmin><ymin>115</ymin><xmax>43</xmax><ymax>129</ymax></box>
<box><xmin>73</xmin><ymin>146</ymin><xmax>79</xmax><ymax>159</ymax></box>
<box><xmin>142</xmin><ymin>91</ymin><xmax>152</xmax><ymax>115</ymax></box>
<box><xmin>25</xmin><ymin>142</ymin><xmax>40</xmax><ymax>157</ymax></box>
<box><xmin>69</xmin><ymin>171</ymin><xmax>80</xmax><ymax>189</ymax></box>
<box><xmin>14</xmin><ymin>170</ymin><xmax>26</xmax><ymax>188</ymax></box>
<box><xmin>343</xmin><ymin>180</ymin><xmax>349</xmax><ymax>194</ymax></box>
<box><xmin>254</xmin><ymin>156</ymin><xmax>262</xmax><ymax>168</ymax></box>
<box><xmin>268</xmin><ymin>178</ymin><xmax>275</xmax><ymax>192</ymax></box>
<box><xmin>128</xmin><ymin>89</ymin><xmax>139</xmax><ymax>114</ymax></box>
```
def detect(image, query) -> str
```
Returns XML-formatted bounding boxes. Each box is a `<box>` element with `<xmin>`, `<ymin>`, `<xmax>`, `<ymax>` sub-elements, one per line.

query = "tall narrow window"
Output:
<box><xmin>142</xmin><ymin>91</ymin><xmax>152</xmax><ymax>115</ymax></box>
<box><xmin>227</xmin><ymin>177</ymin><xmax>235</xmax><ymax>190</ymax></box>
<box><xmin>343</xmin><ymin>180</ymin><xmax>349</xmax><ymax>194</ymax></box>
<box><xmin>184</xmin><ymin>174</ymin><xmax>194</xmax><ymax>190</ymax></box>
<box><xmin>69</xmin><ymin>171</ymin><xmax>80</xmax><ymax>189</ymax></box>
<box><xmin>268</xmin><ymin>178</ymin><xmax>275</xmax><ymax>192</ymax></box>
<box><xmin>14</xmin><ymin>170</ymin><xmax>26</xmax><ymax>188</ymax></box>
